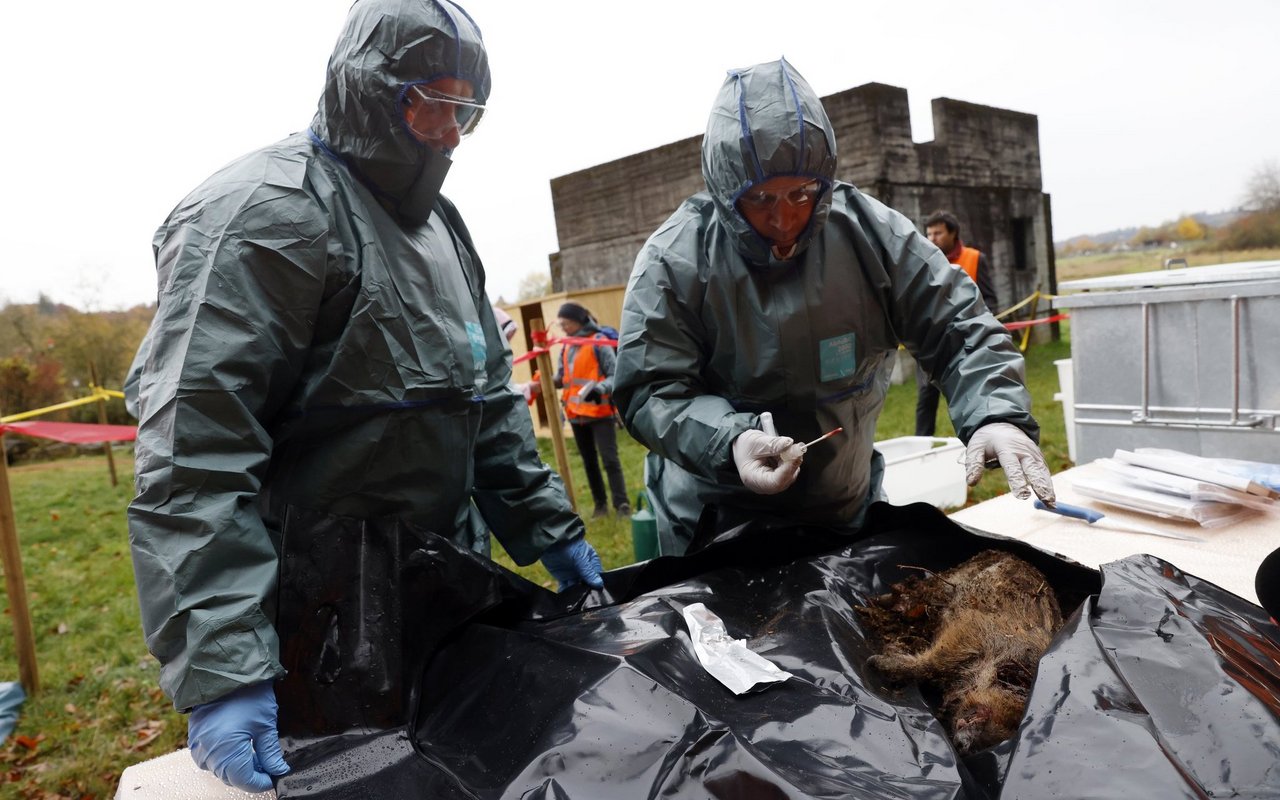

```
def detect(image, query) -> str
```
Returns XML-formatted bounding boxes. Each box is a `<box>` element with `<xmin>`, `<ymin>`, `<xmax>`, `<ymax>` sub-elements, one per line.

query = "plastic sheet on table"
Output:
<box><xmin>1116</xmin><ymin>449</ymin><xmax>1280</xmax><ymax>498</ymax></box>
<box><xmin>272</xmin><ymin>503</ymin><xmax>1280</xmax><ymax>799</ymax></box>
<box><xmin>1073</xmin><ymin>475</ymin><xmax>1258</xmax><ymax>527</ymax></box>
<box><xmin>1137</xmin><ymin>447</ymin><xmax>1280</xmax><ymax>494</ymax></box>
<box><xmin>1095</xmin><ymin>458</ymin><xmax>1279</xmax><ymax>512</ymax></box>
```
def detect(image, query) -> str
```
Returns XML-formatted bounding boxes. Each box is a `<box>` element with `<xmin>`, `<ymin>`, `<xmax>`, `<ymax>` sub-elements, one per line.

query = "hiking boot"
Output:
<box><xmin>616</xmin><ymin>503</ymin><xmax>632</xmax><ymax>517</ymax></box>
<box><xmin>592</xmin><ymin>505</ymin><xmax>608</xmax><ymax>519</ymax></box>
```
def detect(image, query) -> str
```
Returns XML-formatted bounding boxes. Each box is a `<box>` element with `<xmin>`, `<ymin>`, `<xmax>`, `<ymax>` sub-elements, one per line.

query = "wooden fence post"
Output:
<box><xmin>0</xmin><ymin>424</ymin><xmax>40</xmax><ymax>694</ymax></box>
<box><xmin>529</xmin><ymin>319</ymin><xmax>577</xmax><ymax>512</ymax></box>
<box><xmin>89</xmin><ymin>364</ymin><xmax>118</xmax><ymax>487</ymax></box>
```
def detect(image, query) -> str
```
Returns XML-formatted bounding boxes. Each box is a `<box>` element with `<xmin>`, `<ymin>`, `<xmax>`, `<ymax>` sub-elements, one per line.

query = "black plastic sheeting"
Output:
<box><xmin>274</xmin><ymin>503</ymin><xmax>1280</xmax><ymax>799</ymax></box>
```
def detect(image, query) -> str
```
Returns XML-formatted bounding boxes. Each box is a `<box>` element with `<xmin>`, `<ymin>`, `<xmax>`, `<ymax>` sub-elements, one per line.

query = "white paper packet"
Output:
<box><xmin>680</xmin><ymin>602</ymin><xmax>793</xmax><ymax>695</ymax></box>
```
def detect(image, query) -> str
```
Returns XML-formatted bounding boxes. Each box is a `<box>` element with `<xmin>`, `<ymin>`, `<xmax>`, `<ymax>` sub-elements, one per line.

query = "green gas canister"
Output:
<box><xmin>630</xmin><ymin>491</ymin><xmax>658</xmax><ymax>563</ymax></box>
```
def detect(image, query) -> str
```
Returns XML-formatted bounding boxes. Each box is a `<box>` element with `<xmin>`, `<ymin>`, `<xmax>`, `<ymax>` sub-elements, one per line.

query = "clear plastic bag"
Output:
<box><xmin>1095</xmin><ymin>459</ymin><xmax>1279</xmax><ymax>513</ymax></box>
<box><xmin>1121</xmin><ymin>445</ymin><xmax>1280</xmax><ymax>496</ymax></box>
<box><xmin>1072</xmin><ymin>476</ymin><xmax>1257</xmax><ymax>528</ymax></box>
<box><xmin>1136</xmin><ymin>448</ymin><xmax>1280</xmax><ymax>493</ymax></box>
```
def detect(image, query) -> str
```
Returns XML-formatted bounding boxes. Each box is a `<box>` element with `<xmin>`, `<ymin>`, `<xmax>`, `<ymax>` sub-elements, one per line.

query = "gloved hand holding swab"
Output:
<box><xmin>801</xmin><ymin>427</ymin><xmax>843</xmax><ymax>452</ymax></box>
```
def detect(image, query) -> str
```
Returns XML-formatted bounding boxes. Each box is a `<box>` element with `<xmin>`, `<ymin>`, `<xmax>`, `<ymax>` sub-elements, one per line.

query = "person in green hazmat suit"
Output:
<box><xmin>613</xmin><ymin>59</ymin><xmax>1056</xmax><ymax>557</ymax></box>
<box><xmin>125</xmin><ymin>1</ymin><xmax>601</xmax><ymax>792</ymax></box>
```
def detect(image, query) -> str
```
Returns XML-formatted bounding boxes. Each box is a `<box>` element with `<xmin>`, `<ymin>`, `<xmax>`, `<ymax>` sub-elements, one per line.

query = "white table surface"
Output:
<box><xmin>949</xmin><ymin>460</ymin><xmax>1279</xmax><ymax>605</ymax></box>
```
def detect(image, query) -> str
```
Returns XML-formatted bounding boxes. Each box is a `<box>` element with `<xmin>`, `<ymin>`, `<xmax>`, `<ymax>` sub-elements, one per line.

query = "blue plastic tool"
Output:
<box><xmin>1033</xmin><ymin>500</ymin><xmax>1205</xmax><ymax>542</ymax></box>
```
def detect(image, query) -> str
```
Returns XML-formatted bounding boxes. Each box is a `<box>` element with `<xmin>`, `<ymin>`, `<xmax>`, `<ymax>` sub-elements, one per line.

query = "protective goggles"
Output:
<box><xmin>408</xmin><ymin>84</ymin><xmax>486</xmax><ymax>138</ymax></box>
<box><xmin>737</xmin><ymin>179</ymin><xmax>823</xmax><ymax>213</ymax></box>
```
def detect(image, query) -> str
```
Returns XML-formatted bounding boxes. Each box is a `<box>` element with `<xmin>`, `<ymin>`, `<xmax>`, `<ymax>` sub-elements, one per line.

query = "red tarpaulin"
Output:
<box><xmin>0</xmin><ymin>421</ymin><xmax>137</xmax><ymax>444</ymax></box>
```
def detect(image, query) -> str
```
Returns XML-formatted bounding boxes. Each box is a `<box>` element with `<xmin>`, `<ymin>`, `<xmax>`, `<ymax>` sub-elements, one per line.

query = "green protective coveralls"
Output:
<box><xmin>613</xmin><ymin>59</ymin><xmax>1039</xmax><ymax>556</ymax></box>
<box><xmin>127</xmin><ymin>0</ymin><xmax>583</xmax><ymax>712</ymax></box>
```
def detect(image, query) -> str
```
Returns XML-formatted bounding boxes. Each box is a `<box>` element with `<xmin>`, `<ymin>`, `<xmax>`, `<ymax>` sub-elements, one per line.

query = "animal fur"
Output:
<box><xmin>861</xmin><ymin>550</ymin><xmax>1063</xmax><ymax>754</ymax></box>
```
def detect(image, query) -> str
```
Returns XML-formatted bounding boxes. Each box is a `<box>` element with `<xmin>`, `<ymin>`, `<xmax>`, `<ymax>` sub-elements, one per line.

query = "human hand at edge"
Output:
<box><xmin>541</xmin><ymin>535</ymin><xmax>605</xmax><ymax>592</ymax></box>
<box><xmin>964</xmin><ymin>422</ymin><xmax>1055</xmax><ymax>505</ymax></box>
<box><xmin>732</xmin><ymin>430</ymin><xmax>804</xmax><ymax>495</ymax></box>
<box><xmin>188</xmin><ymin>681</ymin><xmax>290</xmax><ymax>793</ymax></box>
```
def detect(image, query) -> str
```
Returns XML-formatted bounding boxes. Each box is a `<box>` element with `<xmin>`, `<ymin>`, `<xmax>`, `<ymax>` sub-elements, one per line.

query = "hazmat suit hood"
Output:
<box><xmin>311</xmin><ymin>0</ymin><xmax>491</xmax><ymax>224</ymax></box>
<box><xmin>701</xmin><ymin>58</ymin><xmax>837</xmax><ymax>266</ymax></box>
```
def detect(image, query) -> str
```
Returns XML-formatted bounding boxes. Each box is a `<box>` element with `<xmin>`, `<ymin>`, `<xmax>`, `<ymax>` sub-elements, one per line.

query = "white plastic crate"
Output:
<box><xmin>876</xmin><ymin>436</ymin><xmax>967</xmax><ymax>509</ymax></box>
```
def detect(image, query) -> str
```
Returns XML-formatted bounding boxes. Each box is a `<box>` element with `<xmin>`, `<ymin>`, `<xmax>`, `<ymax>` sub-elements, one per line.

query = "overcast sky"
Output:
<box><xmin>2</xmin><ymin>0</ymin><xmax>1277</xmax><ymax>310</ymax></box>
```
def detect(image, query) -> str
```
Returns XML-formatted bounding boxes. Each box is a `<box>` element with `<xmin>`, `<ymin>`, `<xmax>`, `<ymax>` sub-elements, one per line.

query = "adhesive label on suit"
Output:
<box><xmin>819</xmin><ymin>332</ymin><xmax>857</xmax><ymax>382</ymax></box>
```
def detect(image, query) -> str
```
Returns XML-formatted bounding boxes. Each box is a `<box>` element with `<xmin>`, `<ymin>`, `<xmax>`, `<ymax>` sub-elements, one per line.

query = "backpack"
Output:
<box><xmin>597</xmin><ymin>325</ymin><xmax>619</xmax><ymax>341</ymax></box>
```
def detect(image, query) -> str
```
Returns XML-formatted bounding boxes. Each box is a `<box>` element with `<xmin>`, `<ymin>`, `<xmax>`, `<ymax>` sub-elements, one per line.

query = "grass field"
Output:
<box><xmin>1055</xmin><ymin>244</ymin><xmax>1280</xmax><ymax>282</ymax></box>
<box><xmin>0</xmin><ymin>329</ymin><xmax>1074</xmax><ymax>797</ymax></box>
<box><xmin>0</xmin><ymin>457</ymin><xmax>186</xmax><ymax>798</ymax></box>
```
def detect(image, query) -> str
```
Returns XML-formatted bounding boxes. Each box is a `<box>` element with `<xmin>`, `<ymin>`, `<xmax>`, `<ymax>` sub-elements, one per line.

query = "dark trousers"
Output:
<box><xmin>570</xmin><ymin>417</ymin><xmax>628</xmax><ymax>509</ymax></box>
<box><xmin>915</xmin><ymin>363</ymin><xmax>941</xmax><ymax>436</ymax></box>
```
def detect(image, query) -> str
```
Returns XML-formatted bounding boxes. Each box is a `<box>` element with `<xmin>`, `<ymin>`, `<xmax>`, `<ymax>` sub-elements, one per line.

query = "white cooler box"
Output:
<box><xmin>116</xmin><ymin>749</ymin><xmax>274</xmax><ymax>799</ymax></box>
<box><xmin>876</xmin><ymin>436</ymin><xmax>967</xmax><ymax>509</ymax></box>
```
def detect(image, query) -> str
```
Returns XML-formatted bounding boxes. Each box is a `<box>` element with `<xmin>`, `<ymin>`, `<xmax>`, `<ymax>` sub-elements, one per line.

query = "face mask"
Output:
<box><xmin>396</xmin><ymin>146</ymin><xmax>453</xmax><ymax>225</ymax></box>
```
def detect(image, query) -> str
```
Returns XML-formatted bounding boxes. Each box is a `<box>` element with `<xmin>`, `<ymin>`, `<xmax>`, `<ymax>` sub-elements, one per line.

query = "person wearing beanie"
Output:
<box><xmin>536</xmin><ymin>302</ymin><xmax>631</xmax><ymax>518</ymax></box>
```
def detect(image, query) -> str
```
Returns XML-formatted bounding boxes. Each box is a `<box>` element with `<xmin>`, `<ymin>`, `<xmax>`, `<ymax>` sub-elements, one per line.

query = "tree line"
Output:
<box><xmin>1058</xmin><ymin>160</ymin><xmax>1280</xmax><ymax>257</ymax></box>
<box><xmin>0</xmin><ymin>297</ymin><xmax>152</xmax><ymax>424</ymax></box>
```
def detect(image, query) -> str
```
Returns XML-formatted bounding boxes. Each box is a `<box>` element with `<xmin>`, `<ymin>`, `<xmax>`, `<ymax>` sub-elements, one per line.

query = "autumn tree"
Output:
<box><xmin>1055</xmin><ymin>237</ymin><xmax>1099</xmax><ymax>257</ymax></box>
<box><xmin>44</xmin><ymin>308</ymin><xmax>150</xmax><ymax>422</ymax></box>
<box><xmin>1129</xmin><ymin>225</ymin><xmax>1166</xmax><ymax>247</ymax></box>
<box><xmin>1213</xmin><ymin>208</ymin><xmax>1280</xmax><ymax>251</ymax></box>
<box><xmin>1174</xmin><ymin>216</ymin><xmax>1206</xmax><ymax>241</ymax></box>
<box><xmin>48</xmin><ymin>309</ymin><xmax>149</xmax><ymax>390</ymax></box>
<box><xmin>0</xmin><ymin>355</ymin><xmax>65</xmax><ymax>417</ymax></box>
<box><xmin>1</xmin><ymin>299</ymin><xmax>153</xmax><ymax>422</ymax></box>
<box><xmin>1208</xmin><ymin>161</ymin><xmax>1280</xmax><ymax>251</ymax></box>
<box><xmin>515</xmin><ymin>270</ymin><xmax>553</xmax><ymax>301</ymax></box>
<box><xmin>1244</xmin><ymin>160</ymin><xmax>1280</xmax><ymax>212</ymax></box>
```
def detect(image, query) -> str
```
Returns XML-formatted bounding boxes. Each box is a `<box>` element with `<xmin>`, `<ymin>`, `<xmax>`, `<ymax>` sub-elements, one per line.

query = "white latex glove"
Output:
<box><xmin>733</xmin><ymin>430</ymin><xmax>805</xmax><ymax>495</ymax></box>
<box><xmin>964</xmin><ymin>422</ymin><xmax>1056</xmax><ymax>505</ymax></box>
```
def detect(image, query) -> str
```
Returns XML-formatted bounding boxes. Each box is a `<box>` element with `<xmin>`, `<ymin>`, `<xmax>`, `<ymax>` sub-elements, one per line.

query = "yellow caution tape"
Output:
<box><xmin>1</xmin><ymin>388</ymin><xmax>124</xmax><ymax>424</ymax></box>
<box><xmin>994</xmin><ymin>291</ymin><xmax>1040</xmax><ymax>321</ymax></box>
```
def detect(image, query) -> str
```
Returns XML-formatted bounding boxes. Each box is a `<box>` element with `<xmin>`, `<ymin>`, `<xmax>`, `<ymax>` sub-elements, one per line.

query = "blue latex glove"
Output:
<box><xmin>188</xmin><ymin>681</ymin><xmax>290</xmax><ymax>792</ymax></box>
<box><xmin>541</xmin><ymin>536</ymin><xmax>605</xmax><ymax>592</ymax></box>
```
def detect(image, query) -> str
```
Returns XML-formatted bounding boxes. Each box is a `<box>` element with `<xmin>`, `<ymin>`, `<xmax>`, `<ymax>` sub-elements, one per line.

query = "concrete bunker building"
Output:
<box><xmin>546</xmin><ymin>82</ymin><xmax>1056</xmax><ymax>318</ymax></box>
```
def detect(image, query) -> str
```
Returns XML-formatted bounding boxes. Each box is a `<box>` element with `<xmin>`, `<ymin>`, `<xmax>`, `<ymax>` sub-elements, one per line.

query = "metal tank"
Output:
<box><xmin>1052</xmin><ymin>260</ymin><xmax>1280</xmax><ymax>464</ymax></box>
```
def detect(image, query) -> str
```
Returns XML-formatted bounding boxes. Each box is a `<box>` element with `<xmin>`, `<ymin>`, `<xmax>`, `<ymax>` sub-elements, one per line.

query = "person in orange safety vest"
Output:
<box><xmin>916</xmin><ymin>210</ymin><xmax>1000</xmax><ymax>437</ymax></box>
<box><xmin>530</xmin><ymin>302</ymin><xmax>631</xmax><ymax>518</ymax></box>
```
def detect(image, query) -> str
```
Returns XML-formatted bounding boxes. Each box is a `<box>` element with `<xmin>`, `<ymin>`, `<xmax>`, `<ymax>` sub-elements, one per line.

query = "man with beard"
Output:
<box><xmin>916</xmin><ymin>210</ymin><xmax>1001</xmax><ymax>436</ymax></box>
